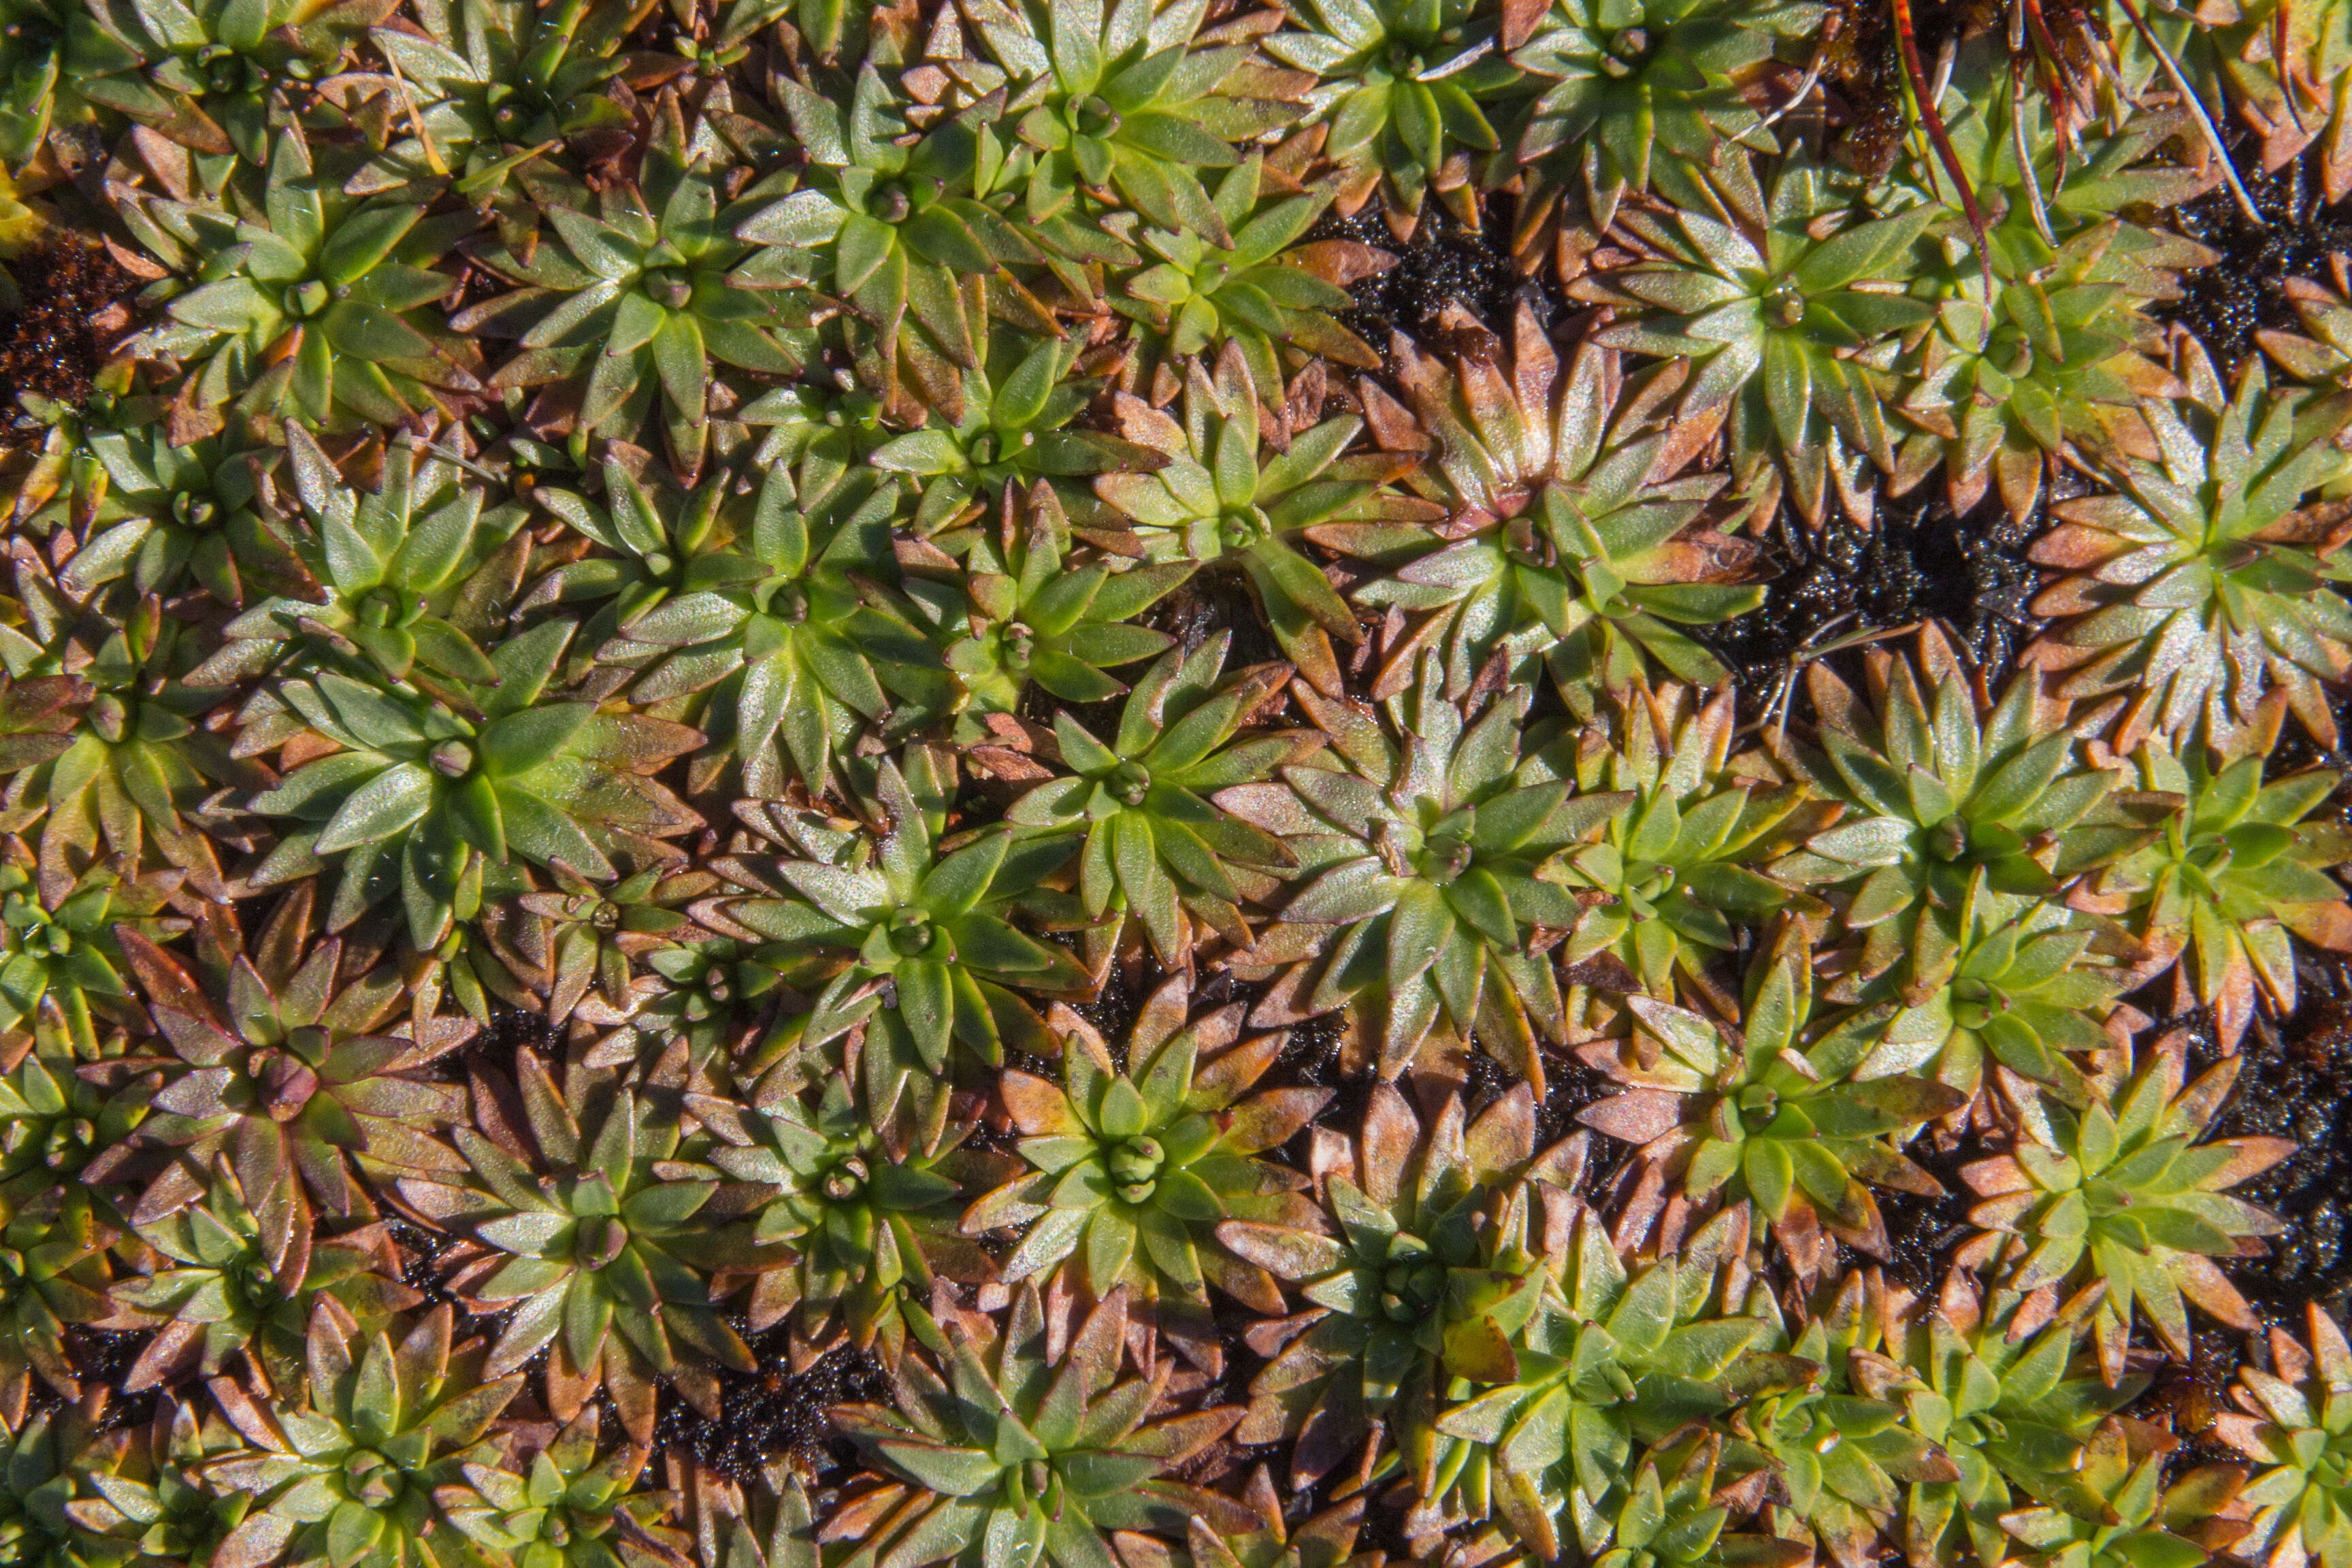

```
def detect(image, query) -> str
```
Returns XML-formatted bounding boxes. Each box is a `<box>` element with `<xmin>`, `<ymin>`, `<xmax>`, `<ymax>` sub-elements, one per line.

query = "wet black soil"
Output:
<box><xmin>1141</xmin><ymin>566</ymin><xmax>1290</xmax><ymax>675</ymax></box>
<box><xmin>478</xmin><ymin>1007</ymin><xmax>561</xmax><ymax>1060</ymax></box>
<box><xmin>2163</xmin><ymin>128</ymin><xmax>2352</xmax><ymax>372</ymax></box>
<box><xmin>1267</xmin><ymin>1004</ymin><xmax>1350</xmax><ymax>1088</ymax></box>
<box><xmin>1317</xmin><ymin>194</ymin><xmax>1567</xmax><ymax>370</ymax></box>
<box><xmin>2203</xmin><ymin>966</ymin><xmax>2352</xmax><ymax>1320</ymax></box>
<box><xmin>0</xmin><ymin>237</ymin><xmax>132</xmax><ymax>422</ymax></box>
<box><xmin>1460</xmin><ymin>1040</ymin><xmax>1614</xmax><ymax>1146</ymax></box>
<box><xmin>653</xmin><ymin>1332</ymin><xmax>887</xmax><ymax>1482</ymax></box>
<box><xmin>2264</xmin><ymin>686</ymin><xmax>2352</xmax><ymax>780</ymax></box>
<box><xmin>61</xmin><ymin>1326</ymin><xmax>160</xmax><ymax>1433</ymax></box>
<box><xmin>1064</xmin><ymin>955</ymin><xmax>1150</xmax><ymax>1069</ymax></box>
<box><xmin>2147</xmin><ymin>1322</ymin><xmax>2255</xmax><ymax>1460</ymax></box>
<box><xmin>432</xmin><ymin>1007</ymin><xmax>561</xmax><ymax>1088</ymax></box>
<box><xmin>1876</xmin><ymin>1139</ymin><xmax>1979</xmax><ymax>1298</ymax></box>
<box><xmin>1703</xmin><ymin>487</ymin><xmax>2051</xmax><ymax>724</ymax></box>
<box><xmin>384</xmin><ymin>1213</ymin><xmax>499</xmax><ymax>1335</ymax></box>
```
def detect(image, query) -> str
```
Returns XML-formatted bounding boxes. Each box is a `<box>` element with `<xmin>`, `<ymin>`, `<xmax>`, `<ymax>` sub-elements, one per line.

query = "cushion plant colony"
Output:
<box><xmin>10</xmin><ymin>0</ymin><xmax>2352</xmax><ymax>1564</ymax></box>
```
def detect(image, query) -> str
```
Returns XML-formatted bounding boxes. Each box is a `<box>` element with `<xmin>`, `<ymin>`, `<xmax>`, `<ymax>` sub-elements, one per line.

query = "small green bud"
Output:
<box><xmin>1108</xmin><ymin>1137</ymin><xmax>1165</xmax><ymax>1186</ymax></box>
<box><xmin>239</xmin><ymin>1259</ymin><xmax>280</xmax><ymax>1309</ymax></box>
<box><xmin>1109</xmin><ymin>761</ymin><xmax>1152</xmax><ymax>806</ymax></box>
<box><xmin>1416</xmin><ymin>840</ymin><xmax>1470</xmax><ymax>884</ymax></box>
<box><xmin>254</xmin><ymin>1048</ymin><xmax>321</xmax><ymax>1121</ymax></box>
<box><xmin>574</xmin><ymin>1215</ymin><xmax>630</xmax><ymax>1270</ymax></box>
<box><xmin>888</xmin><ymin>908</ymin><xmax>932</xmax><ymax>956</ymax></box>
<box><xmin>343</xmin><ymin>1449</ymin><xmax>405</xmax><ymax>1507</ymax></box>
<box><xmin>1218</xmin><ymin>508</ymin><xmax>1270</xmax><ymax>551</ymax></box>
<box><xmin>90</xmin><ymin>692</ymin><xmax>127</xmax><ymax>743</ymax></box>
<box><xmin>823</xmin><ymin>1157</ymin><xmax>868</xmax><ymax>1201</ymax></box>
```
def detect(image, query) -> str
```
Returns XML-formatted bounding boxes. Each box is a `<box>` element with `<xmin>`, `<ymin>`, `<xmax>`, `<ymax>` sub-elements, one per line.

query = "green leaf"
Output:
<box><xmin>994</xmin><ymin>340</ymin><xmax>1064</xmax><ymax>431</ymax></box>
<box><xmin>1788</xmin><ymin>206</ymin><xmax>1938</xmax><ymax>295</ymax></box>
<box><xmin>326</xmin><ymin>1499</ymin><xmax>384</xmax><ymax>1567</ymax></box>
<box><xmin>316</xmin><ymin>764</ymin><xmax>437</xmax><ymax>853</ymax></box>
<box><xmin>921</xmin><ymin>833</ymin><xmax>1012</xmax><ymax>918</ymax></box>
<box><xmin>1387</xmin><ymin>881</ymin><xmax>1456</xmax><ymax>984</ymax></box>
<box><xmin>879</xmin><ymin>1441</ymin><xmax>1003</xmax><ymax>1497</ymax></box>
<box><xmin>652</xmin><ymin>312</ymin><xmax>708</xmax><ymax>429</ymax></box>
<box><xmin>500</xmin><ymin>789</ymin><xmax>615</xmax><ymax>879</ymax></box>
<box><xmin>318</xmin><ymin>205</ymin><xmax>425</xmax><ymax>289</ymax></box>
<box><xmin>480</xmin><ymin>706</ymin><xmax>594</xmax><ymax>777</ymax></box>
<box><xmin>836</xmin><ymin>212</ymin><xmax>898</xmax><ymax>295</ymax></box>
<box><xmin>551</xmin><ymin>209</ymin><xmax>648</xmax><ymax>281</ymax></box>
<box><xmin>1743</xmin><ymin>1137</ymin><xmax>1795</xmax><ymax>1220</ymax></box>
<box><xmin>412</xmin><ymin>619</ymin><xmax>501</xmax><ymax>686</ymax></box>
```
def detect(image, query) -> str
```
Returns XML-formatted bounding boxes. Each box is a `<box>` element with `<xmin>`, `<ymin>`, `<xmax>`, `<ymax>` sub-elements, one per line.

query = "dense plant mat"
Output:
<box><xmin>8</xmin><ymin>0</ymin><xmax>2352</xmax><ymax>1565</ymax></box>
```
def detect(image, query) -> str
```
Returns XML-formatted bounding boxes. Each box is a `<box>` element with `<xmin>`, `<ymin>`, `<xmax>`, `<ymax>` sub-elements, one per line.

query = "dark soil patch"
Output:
<box><xmin>2148</xmin><ymin>1323</ymin><xmax>2259</xmax><ymax>1456</ymax></box>
<box><xmin>0</xmin><ymin>237</ymin><xmax>133</xmax><ymax>416</ymax></box>
<box><xmin>457</xmin><ymin>1006</ymin><xmax>559</xmax><ymax>1076</ymax></box>
<box><xmin>2162</xmin><ymin>127</ymin><xmax>2352</xmax><ymax>372</ymax></box>
<box><xmin>653</xmin><ymin>1333</ymin><xmax>887</xmax><ymax>1482</ymax></box>
<box><xmin>1139</xmin><ymin>566</ymin><xmax>1289</xmax><ymax>681</ymax></box>
<box><xmin>61</xmin><ymin>1326</ymin><xmax>159</xmax><ymax>1432</ymax></box>
<box><xmin>1537</xmin><ymin>1047</ymin><xmax>1632</xmax><ymax>1200</ymax></box>
<box><xmin>2205</xmin><ymin>966</ymin><xmax>2352</xmax><ymax>1319</ymax></box>
<box><xmin>1876</xmin><ymin>1137</ymin><xmax>1977</xmax><ymax>1297</ymax></box>
<box><xmin>1816</xmin><ymin>0</ymin><xmax>1993</xmax><ymax>178</ymax></box>
<box><xmin>385</xmin><ymin>1215</ymin><xmax>472</xmax><ymax>1313</ymax></box>
<box><xmin>1322</xmin><ymin>193</ymin><xmax>1566</xmax><ymax>373</ymax></box>
<box><xmin>1065</xmin><ymin>951</ymin><xmax>1156</xmax><ymax>1067</ymax></box>
<box><xmin>1456</xmin><ymin>1043</ymin><xmax>1627</xmax><ymax>1201</ymax></box>
<box><xmin>382</xmin><ymin>1215</ymin><xmax>510</xmax><ymax>1343</ymax></box>
<box><xmin>1268</xmin><ymin>1006</ymin><xmax>1350</xmax><ymax>1090</ymax></box>
<box><xmin>2263</xmin><ymin>685</ymin><xmax>2352</xmax><ymax>780</ymax></box>
<box><xmin>956</xmin><ymin>1105</ymin><xmax>1024</xmax><ymax>1156</ymax></box>
<box><xmin>1703</xmin><ymin>485</ymin><xmax>2051</xmax><ymax>728</ymax></box>
<box><xmin>1361</xmin><ymin>1486</ymin><xmax>1426</xmax><ymax>1563</ymax></box>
